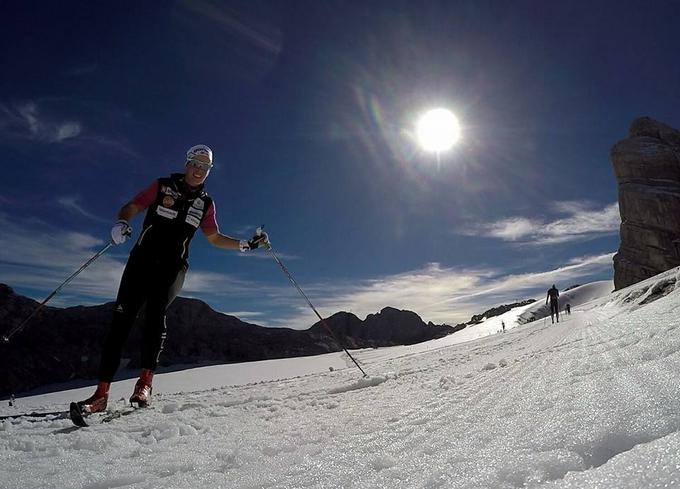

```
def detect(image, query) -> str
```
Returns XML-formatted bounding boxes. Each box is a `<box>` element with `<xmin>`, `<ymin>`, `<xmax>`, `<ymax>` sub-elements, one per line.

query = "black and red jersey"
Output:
<box><xmin>131</xmin><ymin>173</ymin><xmax>215</xmax><ymax>264</ymax></box>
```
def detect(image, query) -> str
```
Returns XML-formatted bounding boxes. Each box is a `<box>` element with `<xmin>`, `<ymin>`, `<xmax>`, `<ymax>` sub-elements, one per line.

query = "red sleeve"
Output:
<box><xmin>200</xmin><ymin>201</ymin><xmax>219</xmax><ymax>235</ymax></box>
<box><xmin>130</xmin><ymin>180</ymin><xmax>159</xmax><ymax>210</ymax></box>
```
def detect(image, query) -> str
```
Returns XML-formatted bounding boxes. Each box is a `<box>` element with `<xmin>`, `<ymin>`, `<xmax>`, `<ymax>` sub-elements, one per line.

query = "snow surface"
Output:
<box><xmin>1</xmin><ymin>271</ymin><xmax>680</xmax><ymax>489</ymax></box>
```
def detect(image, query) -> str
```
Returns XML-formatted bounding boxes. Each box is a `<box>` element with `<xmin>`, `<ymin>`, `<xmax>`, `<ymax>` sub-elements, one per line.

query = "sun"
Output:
<box><xmin>416</xmin><ymin>108</ymin><xmax>461</xmax><ymax>153</ymax></box>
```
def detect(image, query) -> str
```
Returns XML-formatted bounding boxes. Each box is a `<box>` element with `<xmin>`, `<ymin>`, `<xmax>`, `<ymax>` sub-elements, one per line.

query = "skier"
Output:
<box><xmin>566</xmin><ymin>303</ymin><xmax>571</xmax><ymax>315</ymax></box>
<box><xmin>546</xmin><ymin>284</ymin><xmax>560</xmax><ymax>324</ymax></box>
<box><xmin>74</xmin><ymin>144</ymin><xmax>268</xmax><ymax>416</ymax></box>
<box><xmin>501</xmin><ymin>321</ymin><xmax>505</xmax><ymax>333</ymax></box>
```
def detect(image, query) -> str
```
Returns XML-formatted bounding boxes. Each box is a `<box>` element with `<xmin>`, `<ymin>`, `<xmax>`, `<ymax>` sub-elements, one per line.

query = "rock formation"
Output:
<box><xmin>611</xmin><ymin>117</ymin><xmax>680</xmax><ymax>290</ymax></box>
<box><xmin>309</xmin><ymin>307</ymin><xmax>454</xmax><ymax>347</ymax></box>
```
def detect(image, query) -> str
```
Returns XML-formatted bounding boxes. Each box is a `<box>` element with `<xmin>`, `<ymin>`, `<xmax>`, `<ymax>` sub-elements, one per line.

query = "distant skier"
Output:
<box><xmin>501</xmin><ymin>321</ymin><xmax>506</xmax><ymax>333</ymax></box>
<box><xmin>74</xmin><ymin>145</ymin><xmax>269</xmax><ymax>417</ymax></box>
<box><xmin>566</xmin><ymin>303</ymin><xmax>571</xmax><ymax>315</ymax></box>
<box><xmin>546</xmin><ymin>285</ymin><xmax>560</xmax><ymax>324</ymax></box>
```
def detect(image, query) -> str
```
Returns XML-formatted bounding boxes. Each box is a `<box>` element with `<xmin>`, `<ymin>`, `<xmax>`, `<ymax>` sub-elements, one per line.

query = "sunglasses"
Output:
<box><xmin>187</xmin><ymin>159</ymin><xmax>212</xmax><ymax>172</ymax></box>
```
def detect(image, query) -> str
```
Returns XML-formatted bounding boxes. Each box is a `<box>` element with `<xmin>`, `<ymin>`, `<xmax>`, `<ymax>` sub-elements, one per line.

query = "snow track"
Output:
<box><xmin>2</xmin><ymin>270</ymin><xmax>680</xmax><ymax>488</ymax></box>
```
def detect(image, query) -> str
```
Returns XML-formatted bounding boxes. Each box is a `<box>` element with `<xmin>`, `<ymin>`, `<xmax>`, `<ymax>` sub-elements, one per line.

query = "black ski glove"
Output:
<box><xmin>248</xmin><ymin>230</ymin><xmax>270</xmax><ymax>250</ymax></box>
<box><xmin>239</xmin><ymin>228</ymin><xmax>270</xmax><ymax>252</ymax></box>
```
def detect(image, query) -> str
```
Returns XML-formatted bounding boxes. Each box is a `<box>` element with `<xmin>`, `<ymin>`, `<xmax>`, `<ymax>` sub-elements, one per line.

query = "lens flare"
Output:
<box><xmin>416</xmin><ymin>108</ymin><xmax>460</xmax><ymax>153</ymax></box>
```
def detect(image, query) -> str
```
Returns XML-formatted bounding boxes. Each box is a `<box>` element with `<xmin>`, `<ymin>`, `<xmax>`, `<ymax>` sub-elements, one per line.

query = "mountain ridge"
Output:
<box><xmin>0</xmin><ymin>284</ymin><xmax>455</xmax><ymax>396</ymax></box>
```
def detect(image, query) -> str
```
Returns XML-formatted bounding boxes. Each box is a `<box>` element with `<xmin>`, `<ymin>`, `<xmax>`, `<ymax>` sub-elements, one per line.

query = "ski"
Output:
<box><xmin>0</xmin><ymin>410</ymin><xmax>69</xmax><ymax>422</ymax></box>
<box><xmin>69</xmin><ymin>402</ymin><xmax>151</xmax><ymax>427</ymax></box>
<box><xmin>101</xmin><ymin>406</ymin><xmax>149</xmax><ymax>423</ymax></box>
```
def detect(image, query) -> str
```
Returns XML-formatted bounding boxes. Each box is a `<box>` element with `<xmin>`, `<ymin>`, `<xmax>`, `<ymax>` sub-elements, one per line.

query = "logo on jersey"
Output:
<box><xmin>160</xmin><ymin>185</ymin><xmax>180</xmax><ymax>199</ymax></box>
<box><xmin>162</xmin><ymin>196</ymin><xmax>175</xmax><ymax>208</ymax></box>
<box><xmin>185</xmin><ymin>214</ymin><xmax>201</xmax><ymax>228</ymax></box>
<box><xmin>187</xmin><ymin>207</ymin><xmax>203</xmax><ymax>219</ymax></box>
<box><xmin>156</xmin><ymin>206</ymin><xmax>178</xmax><ymax>219</ymax></box>
<box><xmin>192</xmin><ymin>198</ymin><xmax>205</xmax><ymax>210</ymax></box>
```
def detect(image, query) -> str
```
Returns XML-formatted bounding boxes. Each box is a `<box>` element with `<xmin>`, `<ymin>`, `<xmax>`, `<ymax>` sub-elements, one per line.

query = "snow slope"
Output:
<box><xmin>1</xmin><ymin>270</ymin><xmax>679</xmax><ymax>489</ymax></box>
<box><xmin>517</xmin><ymin>281</ymin><xmax>614</xmax><ymax>324</ymax></box>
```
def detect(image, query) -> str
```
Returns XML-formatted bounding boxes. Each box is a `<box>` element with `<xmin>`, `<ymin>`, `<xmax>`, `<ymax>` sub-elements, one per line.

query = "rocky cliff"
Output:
<box><xmin>611</xmin><ymin>117</ymin><xmax>680</xmax><ymax>290</ymax></box>
<box><xmin>0</xmin><ymin>284</ymin><xmax>455</xmax><ymax>396</ymax></box>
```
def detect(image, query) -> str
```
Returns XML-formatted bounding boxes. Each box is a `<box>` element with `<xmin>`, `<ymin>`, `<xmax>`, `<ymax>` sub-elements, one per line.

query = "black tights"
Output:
<box><xmin>98</xmin><ymin>253</ymin><xmax>186</xmax><ymax>381</ymax></box>
<box><xmin>550</xmin><ymin>300</ymin><xmax>559</xmax><ymax>322</ymax></box>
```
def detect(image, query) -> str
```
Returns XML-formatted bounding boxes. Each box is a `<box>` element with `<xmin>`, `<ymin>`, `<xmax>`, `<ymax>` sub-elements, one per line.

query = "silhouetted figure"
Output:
<box><xmin>9</xmin><ymin>394</ymin><xmax>15</xmax><ymax>407</ymax></box>
<box><xmin>546</xmin><ymin>285</ymin><xmax>560</xmax><ymax>324</ymax></box>
<box><xmin>501</xmin><ymin>321</ymin><xmax>506</xmax><ymax>333</ymax></box>
<box><xmin>566</xmin><ymin>303</ymin><xmax>571</xmax><ymax>315</ymax></box>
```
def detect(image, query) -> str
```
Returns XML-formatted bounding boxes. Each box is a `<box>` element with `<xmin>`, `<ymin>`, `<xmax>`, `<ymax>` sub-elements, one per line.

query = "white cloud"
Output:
<box><xmin>221</xmin><ymin>311</ymin><xmax>264</xmax><ymax>320</ymax></box>
<box><xmin>0</xmin><ymin>213</ymin><xmax>268</xmax><ymax>306</ymax></box>
<box><xmin>1</xmin><ymin>102</ymin><xmax>81</xmax><ymax>143</ymax></box>
<box><xmin>182</xmin><ymin>270</ymin><xmax>253</xmax><ymax>295</ymax></box>
<box><xmin>0</xmin><ymin>101</ymin><xmax>139</xmax><ymax>157</ymax></box>
<box><xmin>54</xmin><ymin>122</ymin><xmax>81</xmax><ymax>142</ymax></box>
<box><xmin>266</xmin><ymin>254</ymin><xmax>615</xmax><ymax>329</ymax></box>
<box><xmin>466</xmin><ymin>201</ymin><xmax>620</xmax><ymax>245</ymax></box>
<box><xmin>0</xmin><ymin>214</ymin><xmax>615</xmax><ymax>333</ymax></box>
<box><xmin>0</xmin><ymin>214</ymin><xmax>124</xmax><ymax>300</ymax></box>
<box><xmin>483</xmin><ymin>217</ymin><xmax>541</xmax><ymax>241</ymax></box>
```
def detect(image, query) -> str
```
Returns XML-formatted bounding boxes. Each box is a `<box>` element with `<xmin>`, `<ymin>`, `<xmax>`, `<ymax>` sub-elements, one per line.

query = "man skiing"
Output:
<box><xmin>74</xmin><ymin>144</ymin><xmax>267</xmax><ymax>418</ymax></box>
<box><xmin>546</xmin><ymin>284</ymin><xmax>560</xmax><ymax>324</ymax></box>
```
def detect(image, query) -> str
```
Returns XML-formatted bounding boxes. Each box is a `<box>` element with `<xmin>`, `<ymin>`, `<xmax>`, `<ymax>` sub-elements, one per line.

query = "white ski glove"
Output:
<box><xmin>110</xmin><ymin>220</ymin><xmax>132</xmax><ymax>245</ymax></box>
<box><xmin>238</xmin><ymin>239</ymin><xmax>251</xmax><ymax>252</ymax></box>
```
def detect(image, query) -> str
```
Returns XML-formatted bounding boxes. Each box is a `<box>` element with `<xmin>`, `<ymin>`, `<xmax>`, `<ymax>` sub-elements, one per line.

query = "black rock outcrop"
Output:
<box><xmin>466</xmin><ymin>300</ymin><xmax>536</xmax><ymax>325</ymax></box>
<box><xmin>309</xmin><ymin>307</ymin><xmax>454</xmax><ymax>347</ymax></box>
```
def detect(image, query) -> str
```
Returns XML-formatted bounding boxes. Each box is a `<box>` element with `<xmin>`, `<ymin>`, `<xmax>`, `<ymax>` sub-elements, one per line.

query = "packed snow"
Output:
<box><xmin>1</xmin><ymin>270</ymin><xmax>679</xmax><ymax>489</ymax></box>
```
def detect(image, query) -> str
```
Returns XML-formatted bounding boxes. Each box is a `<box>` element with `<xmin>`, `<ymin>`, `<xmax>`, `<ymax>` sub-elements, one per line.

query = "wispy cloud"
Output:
<box><xmin>0</xmin><ymin>213</ymin><xmax>124</xmax><ymax>300</ymax></box>
<box><xmin>181</xmin><ymin>269</ymin><xmax>254</xmax><ymax>296</ymax></box>
<box><xmin>0</xmin><ymin>213</ymin><xmax>268</xmax><ymax>306</ymax></box>
<box><xmin>0</xmin><ymin>101</ymin><xmax>138</xmax><ymax>158</ymax></box>
<box><xmin>0</xmin><ymin>102</ymin><xmax>81</xmax><ymax>143</ymax></box>
<box><xmin>221</xmin><ymin>311</ymin><xmax>264</xmax><ymax>320</ymax></box>
<box><xmin>179</xmin><ymin>0</ymin><xmax>282</xmax><ymax>56</ymax></box>
<box><xmin>57</xmin><ymin>196</ymin><xmax>110</xmax><ymax>223</ymax></box>
<box><xmin>265</xmin><ymin>253</ymin><xmax>615</xmax><ymax>329</ymax></box>
<box><xmin>465</xmin><ymin>201</ymin><xmax>620</xmax><ymax>245</ymax></box>
<box><xmin>0</xmin><ymin>213</ymin><xmax>614</xmax><ymax>333</ymax></box>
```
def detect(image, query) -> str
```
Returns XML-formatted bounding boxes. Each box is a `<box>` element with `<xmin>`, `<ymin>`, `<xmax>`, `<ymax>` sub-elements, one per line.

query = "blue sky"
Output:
<box><xmin>1</xmin><ymin>1</ymin><xmax>679</xmax><ymax>329</ymax></box>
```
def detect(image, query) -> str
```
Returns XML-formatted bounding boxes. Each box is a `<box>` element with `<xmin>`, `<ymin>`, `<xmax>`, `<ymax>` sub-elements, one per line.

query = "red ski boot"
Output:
<box><xmin>77</xmin><ymin>382</ymin><xmax>110</xmax><ymax>414</ymax></box>
<box><xmin>129</xmin><ymin>369</ymin><xmax>153</xmax><ymax>407</ymax></box>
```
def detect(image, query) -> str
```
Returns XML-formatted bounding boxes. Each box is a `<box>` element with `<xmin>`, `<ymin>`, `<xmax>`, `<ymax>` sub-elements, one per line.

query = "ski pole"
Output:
<box><xmin>259</xmin><ymin>232</ymin><xmax>368</xmax><ymax>378</ymax></box>
<box><xmin>2</xmin><ymin>242</ymin><xmax>113</xmax><ymax>343</ymax></box>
